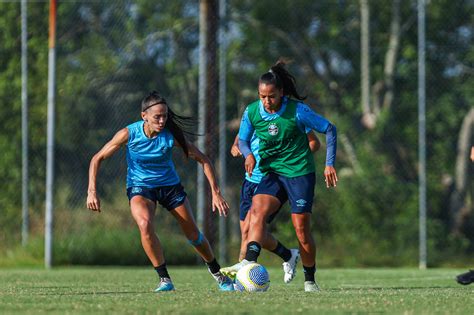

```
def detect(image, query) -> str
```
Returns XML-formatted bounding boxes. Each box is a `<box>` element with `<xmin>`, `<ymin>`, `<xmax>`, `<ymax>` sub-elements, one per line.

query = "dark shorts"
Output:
<box><xmin>255</xmin><ymin>172</ymin><xmax>315</xmax><ymax>214</ymax></box>
<box><xmin>127</xmin><ymin>183</ymin><xmax>187</xmax><ymax>211</ymax></box>
<box><xmin>240</xmin><ymin>179</ymin><xmax>259</xmax><ymax>221</ymax></box>
<box><xmin>240</xmin><ymin>179</ymin><xmax>279</xmax><ymax>223</ymax></box>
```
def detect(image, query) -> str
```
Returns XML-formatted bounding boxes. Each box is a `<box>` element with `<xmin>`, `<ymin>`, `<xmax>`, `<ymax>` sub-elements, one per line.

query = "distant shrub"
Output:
<box><xmin>54</xmin><ymin>227</ymin><xmax>196</xmax><ymax>265</ymax></box>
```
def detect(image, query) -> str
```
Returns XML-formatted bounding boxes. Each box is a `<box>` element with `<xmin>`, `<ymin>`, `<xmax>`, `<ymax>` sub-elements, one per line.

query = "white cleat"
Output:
<box><xmin>220</xmin><ymin>259</ymin><xmax>252</xmax><ymax>280</ymax></box>
<box><xmin>304</xmin><ymin>281</ymin><xmax>321</xmax><ymax>292</ymax></box>
<box><xmin>282</xmin><ymin>249</ymin><xmax>300</xmax><ymax>283</ymax></box>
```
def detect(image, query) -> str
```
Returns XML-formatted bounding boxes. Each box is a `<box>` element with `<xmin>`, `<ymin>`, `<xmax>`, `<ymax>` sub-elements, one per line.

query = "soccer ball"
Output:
<box><xmin>235</xmin><ymin>263</ymin><xmax>270</xmax><ymax>292</ymax></box>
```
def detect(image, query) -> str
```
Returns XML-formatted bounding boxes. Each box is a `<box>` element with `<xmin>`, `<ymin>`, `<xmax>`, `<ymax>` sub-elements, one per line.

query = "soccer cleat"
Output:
<box><xmin>282</xmin><ymin>249</ymin><xmax>300</xmax><ymax>283</ymax></box>
<box><xmin>211</xmin><ymin>271</ymin><xmax>235</xmax><ymax>291</ymax></box>
<box><xmin>456</xmin><ymin>270</ymin><xmax>474</xmax><ymax>285</ymax></box>
<box><xmin>220</xmin><ymin>259</ymin><xmax>252</xmax><ymax>281</ymax></box>
<box><xmin>304</xmin><ymin>281</ymin><xmax>321</xmax><ymax>292</ymax></box>
<box><xmin>154</xmin><ymin>277</ymin><xmax>175</xmax><ymax>292</ymax></box>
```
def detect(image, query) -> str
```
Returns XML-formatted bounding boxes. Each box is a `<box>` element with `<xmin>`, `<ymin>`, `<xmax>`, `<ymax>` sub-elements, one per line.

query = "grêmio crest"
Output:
<box><xmin>268</xmin><ymin>123</ymin><xmax>279</xmax><ymax>136</ymax></box>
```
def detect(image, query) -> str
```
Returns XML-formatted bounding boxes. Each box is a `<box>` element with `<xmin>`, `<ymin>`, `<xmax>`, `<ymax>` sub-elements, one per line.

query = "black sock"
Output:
<box><xmin>154</xmin><ymin>263</ymin><xmax>170</xmax><ymax>279</ymax></box>
<box><xmin>206</xmin><ymin>258</ymin><xmax>221</xmax><ymax>274</ymax></box>
<box><xmin>271</xmin><ymin>241</ymin><xmax>292</xmax><ymax>262</ymax></box>
<box><xmin>245</xmin><ymin>241</ymin><xmax>262</xmax><ymax>262</ymax></box>
<box><xmin>303</xmin><ymin>264</ymin><xmax>316</xmax><ymax>282</ymax></box>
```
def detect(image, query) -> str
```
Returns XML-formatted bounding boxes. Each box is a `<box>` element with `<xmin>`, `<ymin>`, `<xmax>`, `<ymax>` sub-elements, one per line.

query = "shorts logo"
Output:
<box><xmin>174</xmin><ymin>195</ymin><xmax>185</xmax><ymax>203</ymax></box>
<box><xmin>268</xmin><ymin>123</ymin><xmax>278</xmax><ymax>136</ymax></box>
<box><xmin>131</xmin><ymin>187</ymin><xmax>143</xmax><ymax>194</ymax></box>
<box><xmin>296</xmin><ymin>199</ymin><xmax>307</xmax><ymax>207</ymax></box>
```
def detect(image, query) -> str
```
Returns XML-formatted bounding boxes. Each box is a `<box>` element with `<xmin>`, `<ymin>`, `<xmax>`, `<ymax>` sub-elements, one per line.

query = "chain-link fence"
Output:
<box><xmin>1</xmin><ymin>0</ymin><xmax>472</xmax><ymax>267</ymax></box>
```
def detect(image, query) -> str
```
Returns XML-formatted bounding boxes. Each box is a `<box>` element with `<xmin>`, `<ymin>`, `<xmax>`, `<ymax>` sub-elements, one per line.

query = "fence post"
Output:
<box><xmin>45</xmin><ymin>0</ymin><xmax>57</xmax><ymax>269</ymax></box>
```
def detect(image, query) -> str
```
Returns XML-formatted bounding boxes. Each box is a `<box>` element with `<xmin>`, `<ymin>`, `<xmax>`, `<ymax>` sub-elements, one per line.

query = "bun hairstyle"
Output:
<box><xmin>259</xmin><ymin>60</ymin><xmax>306</xmax><ymax>101</ymax></box>
<box><xmin>141</xmin><ymin>91</ymin><xmax>197</xmax><ymax>157</ymax></box>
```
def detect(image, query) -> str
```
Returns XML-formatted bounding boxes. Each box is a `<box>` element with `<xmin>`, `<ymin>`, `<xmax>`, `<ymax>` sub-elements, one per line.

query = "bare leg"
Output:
<box><xmin>246</xmin><ymin>194</ymin><xmax>281</xmax><ymax>246</ymax></box>
<box><xmin>130</xmin><ymin>196</ymin><xmax>164</xmax><ymax>267</ymax></box>
<box><xmin>239</xmin><ymin>209</ymin><xmax>279</xmax><ymax>258</ymax></box>
<box><xmin>239</xmin><ymin>218</ymin><xmax>249</xmax><ymax>261</ymax></box>
<box><xmin>170</xmin><ymin>198</ymin><xmax>214</xmax><ymax>262</ymax></box>
<box><xmin>262</xmin><ymin>233</ymin><xmax>278</xmax><ymax>251</ymax></box>
<box><xmin>291</xmin><ymin>213</ymin><xmax>316</xmax><ymax>267</ymax></box>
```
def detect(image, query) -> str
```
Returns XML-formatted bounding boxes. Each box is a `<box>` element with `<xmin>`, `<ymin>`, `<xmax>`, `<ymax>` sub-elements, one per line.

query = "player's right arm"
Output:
<box><xmin>87</xmin><ymin>128</ymin><xmax>129</xmax><ymax>212</ymax></box>
<box><xmin>238</xmin><ymin>109</ymin><xmax>256</xmax><ymax>177</ymax></box>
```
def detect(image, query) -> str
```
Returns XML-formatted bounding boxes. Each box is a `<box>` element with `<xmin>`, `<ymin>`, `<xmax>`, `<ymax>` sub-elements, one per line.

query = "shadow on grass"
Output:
<box><xmin>326</xmin><ymin>286</ymin><xmax>450</xmax><ymax>291</ymax></box>
<box><xmin>34</xmin><ymin>290</ymin><xmax>150</xmax><ymax>295</ymax></box>
<box><xmin>24</xmin><ymin>286</ymin><xmax>150</xmax><ymax>295</ymax></box>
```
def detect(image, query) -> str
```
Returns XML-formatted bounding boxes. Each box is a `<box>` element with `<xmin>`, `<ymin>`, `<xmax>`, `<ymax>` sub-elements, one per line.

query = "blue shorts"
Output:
<box><xmin>127</xmin><ymin>183</ymin><xmax>187</xmax><ymax>211</ymax></box>
<box><xmin>255</xmin><ymin>172</ymin><xmax>315</xmax><ymax>214</ymax></box>
<box><xmin>240</xmin><ymin>179</ymin><xmax>280</xmax><ymax>223</ymax></box>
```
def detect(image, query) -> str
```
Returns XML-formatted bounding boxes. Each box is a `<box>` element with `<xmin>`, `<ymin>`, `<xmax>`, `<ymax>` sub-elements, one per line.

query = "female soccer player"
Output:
<box><xmin>86</xmin><ymin>91</ymin><xmax>234</xmax><ymax>292</ymax></box>
<box><xmin>221</xmin><ymin>131</ymin><xmax>320</xmax><ymax>284</ymax></box>
<box><xmin>236</xmin><ymin>61</ymin><xmax>338</xmax><ymax>292</ymax></box>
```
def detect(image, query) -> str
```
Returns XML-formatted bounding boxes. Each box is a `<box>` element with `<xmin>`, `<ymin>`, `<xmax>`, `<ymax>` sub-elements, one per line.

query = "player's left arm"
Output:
<box><xmin>183</xmin><ymin>139</ymin><xmax>230</xmax><ymax>216</ymax></box>
<box><xmin>297</xmin><ymin>103</ymin><xmax>338</xmax><ymax>188</ymax></box>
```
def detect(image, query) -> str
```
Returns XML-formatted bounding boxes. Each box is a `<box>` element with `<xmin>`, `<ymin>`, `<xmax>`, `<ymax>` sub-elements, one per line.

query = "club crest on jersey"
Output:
<box><xmin>268</xmin><ymin>123</ymin><xmax>279</xmax><ymax>136</ymax></box>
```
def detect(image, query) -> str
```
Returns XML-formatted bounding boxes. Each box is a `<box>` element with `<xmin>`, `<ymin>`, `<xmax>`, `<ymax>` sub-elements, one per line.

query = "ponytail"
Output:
<box><xmin>259</xmin><ymin>59</ymin><xmax>306</xmax><ymax>100</ymax></box>
<box><xmin>141</xmin><ymin>91</ymin><xmax>197</xmax><ymax>157</ymax></box>
<box><xmin>166</xmin><ymin>107</ymin><xmax>197</xmax><ymax>157</ymax></box>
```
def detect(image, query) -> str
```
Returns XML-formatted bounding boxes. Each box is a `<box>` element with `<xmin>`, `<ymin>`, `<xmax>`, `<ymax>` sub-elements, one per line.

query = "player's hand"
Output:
<box><xmin>244</xmin><ymin>154</ymin><xmax>256</xmax><ymax>177</ymax></box>
<box><xmin>212</xmin><ymin>192</ymin><xmax>230</xmax><ymax>217</ymax></box>
<box><xmin>324</xmin><ymin>166</ymin><xmax>338</xmax><ymax>188</ymax></box>
<box><xmin>87</xmin><ymin>190</ymin><xmax>101</xmax><ymax>212</ymax></box>
<box><xmin>230</xmin><ymin>144</ymin><xmax>242</xmax><ymax>157</ymax></box>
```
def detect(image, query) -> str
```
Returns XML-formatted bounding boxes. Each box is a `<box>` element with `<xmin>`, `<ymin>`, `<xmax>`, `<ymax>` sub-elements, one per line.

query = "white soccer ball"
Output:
<box><xmin>235</xmin><ymin>263</ymin><xmax>270</xmax><ymax>292</ymax></box>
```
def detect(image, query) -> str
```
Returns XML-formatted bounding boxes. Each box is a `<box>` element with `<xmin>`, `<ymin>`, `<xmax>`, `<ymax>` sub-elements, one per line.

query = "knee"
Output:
<box><xmin>294</xmin><ymin>225</ymin><xmax>312</xmax><ymax>245</ymax></box>
<box><xmin>136</xmin><ymin>218</ymin><xmax>154</xmax><ymax>236</ymax></box>
<box><xmin>249</xmin><ymin>208</ymin><xmax>267</xmax><ymax>225</ymax></box>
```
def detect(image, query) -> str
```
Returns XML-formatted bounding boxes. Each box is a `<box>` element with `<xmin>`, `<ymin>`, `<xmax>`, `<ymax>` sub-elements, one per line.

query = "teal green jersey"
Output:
<box><xmin>246</xmin><ymin>99</ymin><xmax>315</xmax><ymax>177</ymax></box>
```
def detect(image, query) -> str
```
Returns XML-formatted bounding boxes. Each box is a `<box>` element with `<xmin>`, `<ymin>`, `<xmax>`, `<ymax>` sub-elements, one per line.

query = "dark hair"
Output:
<box><xmin>259</xmin><ymin>59</ymin><xmax>306</xmax><ymax>100</ymax></box>
<box><xmin>141</xmin><ymin>91</ymin><xmax>196</xmax><ymax>157</ymax></box>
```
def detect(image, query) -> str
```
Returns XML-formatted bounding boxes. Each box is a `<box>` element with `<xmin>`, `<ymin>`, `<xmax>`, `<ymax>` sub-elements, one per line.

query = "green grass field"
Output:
<box><xmin>1</xmin><ymin>267</ymin><xmax>473</xmax><ymax>314</ymax></box>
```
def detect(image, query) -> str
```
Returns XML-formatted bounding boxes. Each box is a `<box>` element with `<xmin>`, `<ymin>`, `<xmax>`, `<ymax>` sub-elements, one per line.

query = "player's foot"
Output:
<box><xmin>154</xmin><ymin>277</ymin><xmax>175</xmax><ymax>292</ymax></box>
<box><xmin>304</xmin><ymin>281</ymin><xmax>321</xmax><ymax>292</ymax></box>
<box><xmin>210</xmin><ymin>271</ymin><xmax>235</xmax><ymax>291</ymax></box>
<box><xmin>282</xmin><ymin>249</ymin><xmax>300</xmax><ymax>283</ymax></box>
<box><xmin>220</xmin><ymin>259</ymin><xmax>252</xmax><ymax>281</ymax></box>
<box><xmin>456</xmin><ymin>270</ymin><xmax>474</xmax><ymax>285</ymax></box>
